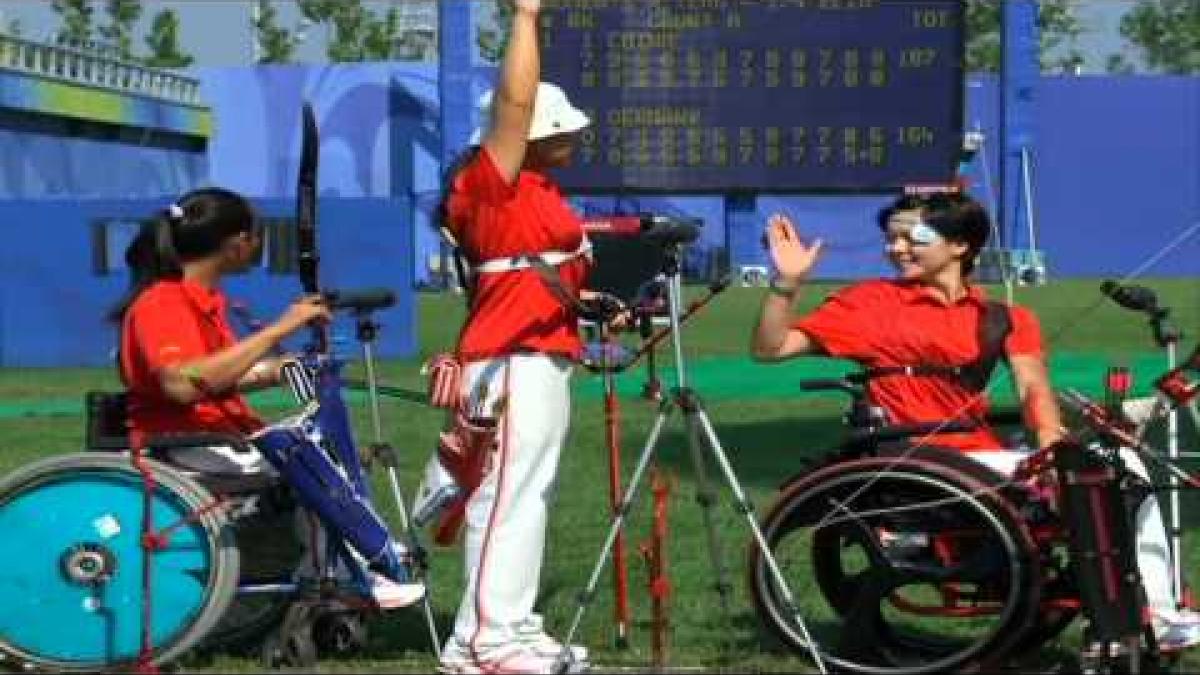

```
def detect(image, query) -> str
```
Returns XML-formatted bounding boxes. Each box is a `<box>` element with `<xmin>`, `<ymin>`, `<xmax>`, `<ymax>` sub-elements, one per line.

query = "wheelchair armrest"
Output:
<box><xmin>987</xmin><ymin>408</ymin><xmax>1025</xmax><ymax>426</ymax></box>
<box><xmin>144</xmin><ymin>432</ymin><xmax>257</xmax><ymax>456</ymax></box>
<box><xmin>798</xmin><ymin>374</ymin><xmax>867</xmax><ymax>397</ymax></box>
<box><xmin>849</xmin><ymin>420</ymin><xmax>977</xmax><ymax>445</ymax></box>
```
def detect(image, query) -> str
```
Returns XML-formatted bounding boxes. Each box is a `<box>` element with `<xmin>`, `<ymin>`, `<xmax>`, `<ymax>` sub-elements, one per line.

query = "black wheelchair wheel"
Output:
<box><xmin>749</xmin><ymin>448</ymin><xmax>1043</xmax><ymax>675</ymax></box>
<box><xmin>200</xmin><ymin>486</ymin><xmax>301</xmax><ymax>653</ymax></box>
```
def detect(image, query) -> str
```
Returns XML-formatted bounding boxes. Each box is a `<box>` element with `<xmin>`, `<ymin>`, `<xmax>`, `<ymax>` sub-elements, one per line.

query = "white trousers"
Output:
<box><xmin>439</xmin><ymin>354</ymin><xmax>573</xmax><ymax>656</ymax></box>
<box><xmin>967</xmin><ymin>447</ymin><xmax>1178</xmax><ymax>613</ymax></box>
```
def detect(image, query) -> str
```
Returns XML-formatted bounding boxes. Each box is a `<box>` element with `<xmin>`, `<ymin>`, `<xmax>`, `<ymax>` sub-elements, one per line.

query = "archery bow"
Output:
<box><xmin>297</xmin><ymin>102</ymin><xmax>320</xmax><ymax>294</ymax></box>
<box><xmin>296</xmin><ymin>102</ymin><xmax>327</xmax><ymax>351</ymax></box>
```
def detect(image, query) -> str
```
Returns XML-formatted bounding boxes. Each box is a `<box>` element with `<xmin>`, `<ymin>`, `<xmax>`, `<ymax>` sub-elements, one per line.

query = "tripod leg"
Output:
<box><xmin>557</xmin><ymin>406</ymin><xmax>674</xmax><ymax>669</ymax></box>
<box><xmin>384</xmin><ymin>464</ymin><xmax>442</xmax><ymax>658</ymax></box>
<box><xmin>679</xmin><ymin>392</ymin><xmax>735</xmax><ymax>621</ymax></box>
<box><xmin>690</xmin><ymin>406</ymin><xmax>828</xmax><ymax>675</ymax></box>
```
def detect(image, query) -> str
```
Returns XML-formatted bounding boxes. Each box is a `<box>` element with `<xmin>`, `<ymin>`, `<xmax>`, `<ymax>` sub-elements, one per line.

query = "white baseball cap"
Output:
<box><xmin>469</xmin><ymin>81</ymin><xmax>590</xmax><ymax>146</ymax></box>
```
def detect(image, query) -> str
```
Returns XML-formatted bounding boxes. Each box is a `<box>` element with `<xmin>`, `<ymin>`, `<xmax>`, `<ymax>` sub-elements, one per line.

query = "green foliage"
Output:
<box><xmin>964</xmin><ymin>0</ymin><xmax>1083</xmax><ymax>73</ymax></box>
<box><xmin>50</xmin><ymin>0</ymin><xmax>94</xmax><ymax>46</ymax></box>
<box><xmin>142</xmin><ymin>9</ymin><xmax>193</xmax><ymax>69</ymax></box>
<box><xmin>98</xmin><ymin>0</ymin><xmax>142</xmax><ymax>60</ymax></box>
<box><xmin>1105</xmin><ymin>53</ymin><xmax>1136</xmax><ymax>75</ymax></box>
<box><xmin>1120</xmin><ymin>0</ymin><xmax>1200</xmax><ymax>75</ymax></box>
<box><xmin>297</xmin><ymin>0</ymin><xmax>402</xmax><ymax>62</ymax></box>
<box><xmin>253</xmin><ymin>0</ymin><xmax>301</xmax><ymax>64</ymax></box>
<box><xmin>478</xmin><ymin>0</ymin><xmax>515</xmax><ymax>64</ymax></box>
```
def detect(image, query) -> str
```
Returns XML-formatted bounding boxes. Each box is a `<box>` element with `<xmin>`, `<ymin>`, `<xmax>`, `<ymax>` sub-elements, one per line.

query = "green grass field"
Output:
<box><xmin>0</xmin><ymin>279</ymin><xmax>1197</xmax><ymax>672</ymax></box>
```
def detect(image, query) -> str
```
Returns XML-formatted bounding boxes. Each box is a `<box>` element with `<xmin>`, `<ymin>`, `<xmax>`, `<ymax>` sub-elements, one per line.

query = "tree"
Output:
<box><xmin>51</xmin><ymin>0</ymin><xmax>95</xmax><ymax>47</ymax></box>
<box><xmin>143</xmin><ymin>9</ymin><xmax>193</xmax><ymax>68</ymax></box>
<box><xmin>477</xmin><ymin>1</ymin><xmax>514</xmax><ymax>63</ymax></box>
<box><xmin>363</xmin><ymin>6</ymin><xmax>400</xmax><ymax>61</ymax></box>
<box><xmin>298</xmin><ymin>0</ymin><xmax>402</xmax><ymax>62</ymax></box>
<box><xmin>963</xmin><ymin>0</ymin><xmax>1084</xmax><ymax>73</ymax></box>
<box><xmin>98</xmin><ymin>0</ymin><xmax>142</xmax><ymax>60</ymax></box>
<box><xmin>1105</xmin><ymin>53</ymin><xmax>1136</xmax><ymax>75</ymax></box>
<box><xmin>253</xmin><ymin>0</ymin><xmax>302</xmax><ymax>64</ymax></box>
<box><xmin>1120</xmin><ymin>0</ymin><xmax>1200</xmax><ymax>75</ymax></box>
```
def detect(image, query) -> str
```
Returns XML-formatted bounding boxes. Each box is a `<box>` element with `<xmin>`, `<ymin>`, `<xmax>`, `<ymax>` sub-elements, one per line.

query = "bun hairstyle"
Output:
<box><xmin>108</xmin><ymin>187</ymin><xmax>257</xmax><ymax>323</ymax></box>
<box><xmin>876</xmin><ymin>192</ymin><xmax>991</xmax><ymax>275</ymax></box>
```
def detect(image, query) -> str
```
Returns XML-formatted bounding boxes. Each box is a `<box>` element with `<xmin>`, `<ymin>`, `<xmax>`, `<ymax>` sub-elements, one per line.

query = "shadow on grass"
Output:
<box><xmin>642</xmin><ymin>415</ymin><xmax>845</xmax><ymax>492</ymax></box>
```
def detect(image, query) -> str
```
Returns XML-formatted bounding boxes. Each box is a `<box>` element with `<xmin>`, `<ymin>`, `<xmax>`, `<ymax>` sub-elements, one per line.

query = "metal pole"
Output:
<box><xmin>1020</xmin><ymin>146</ymin><xmax>1039</xmax><ymax>255</ymax></box>
<box><xmin>1166</xmin><ymin>340</ymin><xmax>1183</xmax><ymax>607</ymax></box>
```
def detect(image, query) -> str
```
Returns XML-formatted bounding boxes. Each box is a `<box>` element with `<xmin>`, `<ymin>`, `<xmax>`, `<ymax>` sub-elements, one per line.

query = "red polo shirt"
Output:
<box><xmin>120</xmin><ymin>279</ymin><xmax>264</xmax><ymax>449</ymax></box>
<box><xmin>445</xmin><ymin>148</ymin><xmax>591</xmax><ymax>363</ymax></box>
<box><xmin>794</xmin><ymin>279</ymin><xmax>1045</xmax><ymax>451</ymax></box>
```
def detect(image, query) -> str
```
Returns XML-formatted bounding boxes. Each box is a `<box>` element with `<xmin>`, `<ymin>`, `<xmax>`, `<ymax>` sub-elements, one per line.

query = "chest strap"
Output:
<box><xmin>864</xmin><ymin>300</ymin><xmax>1013</xmax><ymax>393</ymax></box>
<box><xmin>473</xmin><ymin>238</ymin><xmax>592</xmax><ymax>275</ymax></box>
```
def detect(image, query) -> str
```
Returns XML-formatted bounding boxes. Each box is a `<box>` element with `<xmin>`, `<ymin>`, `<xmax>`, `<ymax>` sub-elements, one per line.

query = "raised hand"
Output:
<box><xmin>512</xmin><ymin>0</ymin><xmax>541</xmax><ymax>14</ymax></box>
<box><xmin>764</xmin><ymin>213</ymin><xmax>824</xmax><ymax>283</ymax></box>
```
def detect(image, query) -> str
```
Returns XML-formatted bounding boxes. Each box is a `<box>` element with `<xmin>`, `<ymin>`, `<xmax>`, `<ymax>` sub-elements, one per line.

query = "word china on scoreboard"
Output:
<box><xmin>539</xmin><ymin>0</ymin><xmax>965</xmax><ymax>193</ymax></box>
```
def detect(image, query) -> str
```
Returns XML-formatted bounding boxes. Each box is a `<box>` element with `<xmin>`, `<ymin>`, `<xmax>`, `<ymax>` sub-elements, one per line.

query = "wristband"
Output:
<box><xmin>768</xmin><ymin>278</ymin><xmax>799</xmax><ymax>297</ymax></box>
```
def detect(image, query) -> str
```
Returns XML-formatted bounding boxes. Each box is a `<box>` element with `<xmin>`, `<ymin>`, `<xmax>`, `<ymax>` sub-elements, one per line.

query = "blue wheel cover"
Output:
<box><xmin>0</xmin><ymin>468</ymin><xmax>214</xmax><ymax>664</ymax></box>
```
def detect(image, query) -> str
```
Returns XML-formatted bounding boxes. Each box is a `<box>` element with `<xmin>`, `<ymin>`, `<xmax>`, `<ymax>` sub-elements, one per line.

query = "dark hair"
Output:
<box><xmin>107</xmin><ymin>187</ymin><xmax>257</xmax><ymax>323</ymax></box>
<box><xmin>876</xmin><ymin>192</ymin><xmax>991</xmax><ymax>275</ymax></box>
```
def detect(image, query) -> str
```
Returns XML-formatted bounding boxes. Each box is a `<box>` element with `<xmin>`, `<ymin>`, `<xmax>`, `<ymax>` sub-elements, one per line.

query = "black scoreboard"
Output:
<box><xmin>538</xmin><ymin>0</ymin><xmax>965</xmax><ymax>192</ymax></box>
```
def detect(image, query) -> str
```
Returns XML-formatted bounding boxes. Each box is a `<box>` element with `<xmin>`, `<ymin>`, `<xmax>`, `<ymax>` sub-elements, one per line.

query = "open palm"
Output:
<box><xmin>765</xmin><ymin>213</ymin><xmax>824</xmax><ymax>282</ymax></box>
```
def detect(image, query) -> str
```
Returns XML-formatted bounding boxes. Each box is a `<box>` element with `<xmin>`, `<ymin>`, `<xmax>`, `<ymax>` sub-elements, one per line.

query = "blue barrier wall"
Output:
<box><xmin>0</xmin><ymin>198</ymin><xmax>414</xmax><ymax>367</ymax></box>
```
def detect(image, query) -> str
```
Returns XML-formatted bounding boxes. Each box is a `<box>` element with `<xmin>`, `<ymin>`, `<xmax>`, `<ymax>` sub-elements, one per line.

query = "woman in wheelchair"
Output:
<box><xmin>749</xmin><ymin>191</ymin><xmax>1200</xmax><ymax>665</ymax></box>
<box><xmin>109</xmin><ymin>187</ymin><xmax>423</xmax><ymax>610</ymax></box>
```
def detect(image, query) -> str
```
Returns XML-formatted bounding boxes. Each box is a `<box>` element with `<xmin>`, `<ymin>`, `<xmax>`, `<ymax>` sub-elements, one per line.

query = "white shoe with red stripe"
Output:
<box><xmin>438</xmin><ymin>640</ymin><xmax>589</xmax><ymax>674</ymax></box>
<box><xmin>515</xmin><ymin>614</ymin><xmax>589</xmax><ymax>666</ymax></box>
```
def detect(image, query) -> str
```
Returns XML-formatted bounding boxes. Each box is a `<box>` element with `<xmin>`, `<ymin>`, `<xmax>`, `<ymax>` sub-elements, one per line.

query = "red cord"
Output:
<box><xmin>131</xmin><ymin>449</ymin><xmax>160</xmax><ymax>674</ymax></box>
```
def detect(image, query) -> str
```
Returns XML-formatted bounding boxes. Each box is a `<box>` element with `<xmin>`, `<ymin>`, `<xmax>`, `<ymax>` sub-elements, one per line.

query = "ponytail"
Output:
<box><xmin>106</xmin><ymin>187</ymin><xmax>256</xmax><ymax>324</ymax></box>
<box><xmin>106</xmin><ymin>210</ymin><xmax>183</xmax><ymax>323</ymax></box>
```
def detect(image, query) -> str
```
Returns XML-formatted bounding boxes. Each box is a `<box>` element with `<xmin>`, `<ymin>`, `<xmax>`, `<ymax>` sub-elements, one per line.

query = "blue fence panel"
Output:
<box><xmin>0</xmin><ymin>197</ymin><xmax>415</xmax><ymax>367</ymax></box>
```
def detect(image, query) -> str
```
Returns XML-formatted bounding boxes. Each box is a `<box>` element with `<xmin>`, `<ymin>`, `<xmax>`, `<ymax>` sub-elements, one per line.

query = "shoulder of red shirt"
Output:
<box><xmin>131</xmin><ymin>279</ymin><xmax>226</xmax><ymax>318</ymax></box>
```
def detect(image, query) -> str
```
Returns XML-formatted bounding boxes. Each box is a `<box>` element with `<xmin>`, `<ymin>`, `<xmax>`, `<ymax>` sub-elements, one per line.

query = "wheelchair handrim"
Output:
<box><xmin>0</xmin><ymin>453</ymin><xmax>238</xmax><ymax>671</ymax></box>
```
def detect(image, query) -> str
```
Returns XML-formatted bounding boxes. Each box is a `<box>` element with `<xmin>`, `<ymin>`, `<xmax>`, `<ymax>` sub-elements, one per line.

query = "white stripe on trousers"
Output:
<box><xmin>448</xmin><ymin>354</ymin><xmax>573</xmax><ymax>657</ymax></box>
<box><xmin>967</xmin><ymin>447</ymin><xmax>1179</xmax><ymax>613</ymax></box>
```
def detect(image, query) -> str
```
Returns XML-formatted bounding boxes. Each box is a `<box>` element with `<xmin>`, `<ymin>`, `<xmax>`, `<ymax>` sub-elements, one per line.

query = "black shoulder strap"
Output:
<box><xmin>966</xmin><ymin>300</ymin><xmax>1012</xmax><ymax>391</ymax></box>
<box><xmin>864</xmin><ymin>300</ymin><xmax>1012</xmax><ymax>392</ymax></box>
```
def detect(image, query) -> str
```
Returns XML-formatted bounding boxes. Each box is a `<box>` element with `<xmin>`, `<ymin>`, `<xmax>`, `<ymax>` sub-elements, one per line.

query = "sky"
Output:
<box><xmin>0</xmin><ymin>0</ymin><xmax>1145</xmax><ymax>72</ymax></box>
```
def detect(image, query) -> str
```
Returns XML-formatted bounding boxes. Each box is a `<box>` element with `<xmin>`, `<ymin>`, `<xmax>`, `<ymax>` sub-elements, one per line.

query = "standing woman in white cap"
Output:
<box><xmin>422</xmin><ymin>0</ymin><xmax>601</xmax><ymax>672</ymax></box>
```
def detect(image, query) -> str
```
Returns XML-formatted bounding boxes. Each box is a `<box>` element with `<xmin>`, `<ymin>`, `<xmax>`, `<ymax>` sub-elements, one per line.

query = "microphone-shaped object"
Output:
<box><xmin>323</xmin><ymin>287</ymin><xmax>397</xmax><ymax>313</ymax></box>
<box><xmin>583</xmin><ymin>214</ymin><xmax>702</xmax><ymax>245</ymax></box>
<box><xmin>641</xmin><ymin>214</ymin><xmax>701</xmax><ymax>245</ymax></box>
<box><xmin>1100</xmin><ymin>280</ymin><xmax>1162</xmax><ymax>316</ymax></box>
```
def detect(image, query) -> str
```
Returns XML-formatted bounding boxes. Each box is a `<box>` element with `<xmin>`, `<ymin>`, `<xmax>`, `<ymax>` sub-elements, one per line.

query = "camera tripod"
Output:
<box><xmin>555</xmin><ymin>244</ymin><xmax>827</xmax><ymax>673</ymax></box>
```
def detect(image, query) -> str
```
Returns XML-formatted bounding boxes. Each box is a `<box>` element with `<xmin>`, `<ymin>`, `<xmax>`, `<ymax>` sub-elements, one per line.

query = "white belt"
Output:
<box><xmin>474</xmin><ymin>239</ymin><xmax>592</xmax><ymax>275</ymax></box>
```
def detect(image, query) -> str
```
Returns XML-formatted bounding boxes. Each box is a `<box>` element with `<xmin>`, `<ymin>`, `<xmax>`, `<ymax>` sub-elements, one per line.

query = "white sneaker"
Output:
<box><xmin>1154</xmin><ymin>609</ymin><xmax>1200</xmax><ymax>652</ymax></box>
<box><xmin>438</xmin><ymin>643</ymin><xmax>571</xmax><ymax>674</ymax></box>
<box><xmin>515</xmin><ymin>614</ymin><xmax>589</xmax><ymax>666</ymax></box>
<box><xmin>369</xmin><ymin>573</ymin><xmax>425</xmax><ymax>609</ymax></box>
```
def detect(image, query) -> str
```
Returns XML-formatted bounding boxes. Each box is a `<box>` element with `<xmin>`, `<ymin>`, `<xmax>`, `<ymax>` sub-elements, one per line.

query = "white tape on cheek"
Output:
<box><xmin>910</xmin><ymin>222</ymin><xmax>943</xmax><ymax>245</ymax></box>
